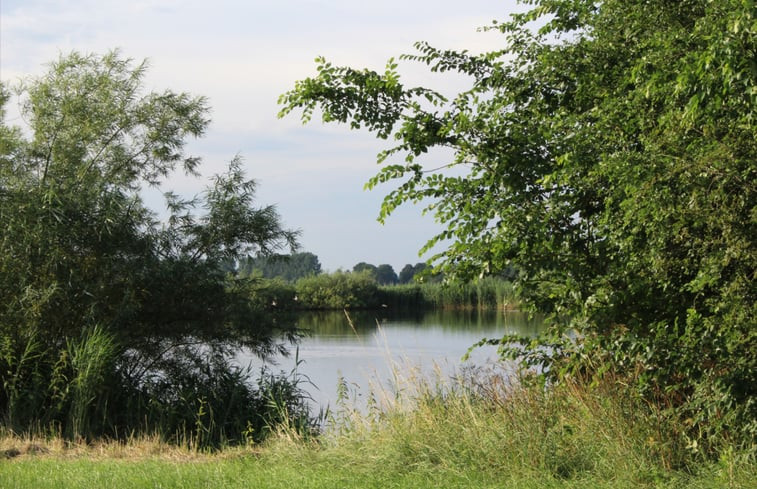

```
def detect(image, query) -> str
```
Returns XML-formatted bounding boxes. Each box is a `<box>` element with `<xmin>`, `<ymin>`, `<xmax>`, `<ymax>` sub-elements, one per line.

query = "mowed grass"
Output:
<box><xmin>0</xmin><ymin>454</ymin><xmax>499</xmax><ymax>489</ymax></box>
<box><xmin>1</xmin><ymin>367</ymin><xmax>754</xmax><ymax>489</ymax></box>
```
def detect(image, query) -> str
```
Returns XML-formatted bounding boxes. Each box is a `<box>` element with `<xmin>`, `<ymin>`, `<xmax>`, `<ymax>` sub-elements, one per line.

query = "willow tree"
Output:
<box><xmin>280</xmin><ymin>0</ymin><xmax>756</xmax><ymax>454</ymax></box>
<box><xmin>0</xmin><ymin>52</ymin><xmax>299</xmax><ymax>439</ymax></box>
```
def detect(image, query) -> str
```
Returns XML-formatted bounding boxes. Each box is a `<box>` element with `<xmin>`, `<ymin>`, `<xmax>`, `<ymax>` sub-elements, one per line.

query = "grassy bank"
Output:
<box><xmin>1</xmin><ymin>370</ymin><xmax>754</xmax><ymax>488</ymax></box>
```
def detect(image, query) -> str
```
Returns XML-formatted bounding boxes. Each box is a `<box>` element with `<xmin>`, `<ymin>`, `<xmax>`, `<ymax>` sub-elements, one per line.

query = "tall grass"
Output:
<box><xmin>0</xmin><ymin>328</ymin><xmax>321</xmax><ymax>449</ymax></box>
<box><xmin>65</xmin><ymin>326</ymin><xmax>118</xmax><ymax>440</ymax></box>
<box><xmin>380</xmin><ymin>277</ymin><xmax>517</xmax><ymax>310</ymax></box>
<box><xmin>0</xmin><ymin>330</ymin><xmax>45</xmax><ymax>431</ymax></box>
<box><xmin>1</xmin><ymin>364</ymin><xmax>754</xmax><ymax>488</ymax></box>
<box><xmin>320</xmin><ymin>362</ymin><xmax>755</xmax><ymax>486</ymax></box>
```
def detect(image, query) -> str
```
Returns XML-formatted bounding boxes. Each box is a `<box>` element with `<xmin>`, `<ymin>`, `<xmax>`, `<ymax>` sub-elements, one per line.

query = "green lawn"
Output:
<box><xmin>1</xmin><ymin>447</ymin><xmax>752</xmax><ymax>489</ymax></box>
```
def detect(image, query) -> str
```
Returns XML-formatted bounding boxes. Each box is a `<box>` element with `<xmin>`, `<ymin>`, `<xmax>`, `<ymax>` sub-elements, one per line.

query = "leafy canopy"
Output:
<box><xmin>0</xmin><ymin>50</ymin><xmax>298</xmax><ymax>351</ymax></box>
<box><xmin>280</xmin><ymin>0</ymin><xmax>756</xmax><ymax>454</ymax></box>
<box><xmin>0</xmin><ymin>50</ymin><xmax>304</xmax><ymax>441</ymax></box>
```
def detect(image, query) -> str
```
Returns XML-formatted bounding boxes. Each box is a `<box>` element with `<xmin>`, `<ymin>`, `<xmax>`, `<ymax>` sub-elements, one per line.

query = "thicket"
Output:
<box><xmin>238</xmin><ymin>252</ymin><xmax>322</xmax><ymax>282</ymax></box>
<box><xmin>0</xmin><ymin>52</ymin><xmax>316</xmax><ymax>447</ymax></box>
<box><xmin>0</xmin><ymin>327</ymin><xmax>318</xmax><ymax>448</ymax></box>
<box><xmin>280</xmin><ymin>0</ymin><xmax>756</xmax><ymax>456</ymax></box>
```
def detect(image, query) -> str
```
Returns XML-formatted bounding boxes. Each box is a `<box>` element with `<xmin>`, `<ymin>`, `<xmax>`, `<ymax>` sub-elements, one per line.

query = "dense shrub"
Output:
<box><xmin>294</xmin><ymin>271</ymin><xmax>380</xmax><ymax>309</ymax></box>
<box><xmin>280</xmin><ymin>0</ymin><xmax>756</xmax><ymax>455</ymax></box>
<box><xmin>0</xmin><ymin>52</ymin><xmax>304</xmax><ymax>446</ymax></box>
<box><xmin>0</xmin><ymin>327</ymin><xmax>319</xmax><ymax>448</ymax></box>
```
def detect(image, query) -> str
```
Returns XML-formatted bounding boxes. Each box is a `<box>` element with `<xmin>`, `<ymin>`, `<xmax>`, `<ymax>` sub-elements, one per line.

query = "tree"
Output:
<box><xmin>352</xmin><ymin>262</ymin><xmax>398</xmax><ymax>284</ymax></box>
<box><xmin>239</xmin><ymin>251</ymin><xmax>322</xmax><ymax>281</ymax></box>
<box><xmin>398</xmin><ymin>262</ymin><xmax>437</xmax><ymax>284</ymax></box>
<box><xmin>375</xmin><ymin>264</ymin><xmax>398</xmax><ymax>285</ymax></box>
<box><xmin>1</xmin><ymin>50</ymin><xmax>297</xmax><ymax>345</ymax></box>
<box><xmin>280</xmin><ymin>0</ymin><xmax>756</xmax><ymax>453</ymax></box>
<box><xmin>352</xmin><ymin>262</ymin><xmax>378</xmax><ymax>276</ymax></box>
<box><xmin>398</xmin><ymin>264</ymin><xmax>417</xmax><ymax>284</ymax></box>
<box><xmin>0</xmin><ymin>51</ymin><xmax>300</xmax><ymax>439</ymax></box>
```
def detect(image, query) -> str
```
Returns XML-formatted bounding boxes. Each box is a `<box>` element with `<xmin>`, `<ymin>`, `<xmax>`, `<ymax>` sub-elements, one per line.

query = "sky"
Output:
<box><xmin>1</xmin><ymin>0</ymin><xmax>524</xmax><ymax>272</ymax></box>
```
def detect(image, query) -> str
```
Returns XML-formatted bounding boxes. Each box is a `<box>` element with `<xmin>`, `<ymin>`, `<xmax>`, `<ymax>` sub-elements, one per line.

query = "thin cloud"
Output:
<box><xmin>1</xmin><ymin>0</ymin><xmax>523</xmax><ymax>270</ymax></box>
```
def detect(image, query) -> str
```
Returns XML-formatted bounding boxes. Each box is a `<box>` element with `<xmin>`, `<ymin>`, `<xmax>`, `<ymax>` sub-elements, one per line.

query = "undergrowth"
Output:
<box><xmin>1</xmin><ymin>363</ymin><xmax>754</xmax><ymax>488</ymax></box>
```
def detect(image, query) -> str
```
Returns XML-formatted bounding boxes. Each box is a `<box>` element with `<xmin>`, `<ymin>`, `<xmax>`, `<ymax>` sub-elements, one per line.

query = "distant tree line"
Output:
<box><xmin>238</xmin><ymin>252</ymin><xmax>322</xmax><ymax>281</ymax></box>
<box><xmin>235</xmin><ymin>252</ymin><xmax>517</xmax><ymax>311</ymax></box>
<box><xmin>237</xmin><ymin>253</ymin><xmax>448</xmax><ymax>285</ymax></box>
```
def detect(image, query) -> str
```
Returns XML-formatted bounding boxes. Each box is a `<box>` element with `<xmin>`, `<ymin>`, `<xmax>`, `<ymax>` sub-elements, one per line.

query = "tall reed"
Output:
<box><xmin>0</xmin><ymin>331</ymin><xmax>45</xmax><ymax>431</ymax></box>
<box><xmin>379</xmin><ymin>277</ymin><xmax>517</xmax><ymax>310</ymax></box>
<box><xmin>0</xmin><ymin>329</ymin><xmax>321</xmax><ymax>449</ymax></box>
<box><xmin>65</xmin><ymin>325</ymin><xmax>118</xmax><ymax>440</ymax></box>
<box><xmin>322</xmin><ymin>362</ymin><xmax>731</xmax><ymax>484</ymax></box>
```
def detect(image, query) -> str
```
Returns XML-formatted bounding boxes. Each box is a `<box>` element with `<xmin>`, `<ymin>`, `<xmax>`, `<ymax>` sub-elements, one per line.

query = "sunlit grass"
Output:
<box><xmin>1</xmin><ymin>365</ymin><xmax>754</xmax><ymax>489</ymax></box>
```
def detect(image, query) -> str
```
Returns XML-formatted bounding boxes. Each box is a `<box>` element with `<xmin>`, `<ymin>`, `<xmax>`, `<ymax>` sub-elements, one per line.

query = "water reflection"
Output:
<box><xmin>236</xmin><ymin>309</ymin><xmax>544</xmax><ymax>410</ymax></box>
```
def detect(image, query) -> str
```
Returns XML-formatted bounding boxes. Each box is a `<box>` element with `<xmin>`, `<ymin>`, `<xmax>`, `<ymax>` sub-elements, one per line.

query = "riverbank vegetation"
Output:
<box><xmin>1</xmin><ymin>0</ymin><xmax>755</xmax><ymax>483</ymax></box>
<box><xmin>281</xmin><ymin>0</ymin><xmax>756</xmax><ymax>460</ymax></box>
<box><xmin>1</xmin><ymin>370</ymin><xmax>754</xmax><ymax>488</ymax></box>
<box><xmin>248</xmin><ymin>271</ymin><xmax>517</xmax><ymax>310</ymax></box>
<box><xmin>238</xmin><ymin>251</ymin><xmax>519</xmax><ymax>310</ymax></box>
<box><xmin>0</xmin><ymin>52</ymin><xmax>312</xmax><ymax>448</ymax></box>
<box><xmin>0</xmin><ymin>48</ymin><xmax>513</xmax><ymax>451</ymax></box>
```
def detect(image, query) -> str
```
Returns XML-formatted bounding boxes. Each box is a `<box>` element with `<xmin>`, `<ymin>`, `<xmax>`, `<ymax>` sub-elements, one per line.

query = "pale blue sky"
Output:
<box><xmin>1</xmin><ymin>0</ymin><xmax>523</xmax><ymax>271</ymax></box>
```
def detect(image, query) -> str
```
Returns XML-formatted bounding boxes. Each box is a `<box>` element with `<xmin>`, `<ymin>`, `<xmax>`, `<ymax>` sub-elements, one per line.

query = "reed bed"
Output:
<box><xmin>379</xmin><ymin>277</ymin><xmax>518</xmax><ymax>310</ymax></box>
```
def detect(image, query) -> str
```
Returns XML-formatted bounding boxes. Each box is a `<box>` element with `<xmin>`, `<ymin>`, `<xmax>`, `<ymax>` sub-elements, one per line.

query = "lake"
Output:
<box><xmin>236</xmin><ymin>309</ymin><xmax>544</xmax><ymax>411</ymax></box>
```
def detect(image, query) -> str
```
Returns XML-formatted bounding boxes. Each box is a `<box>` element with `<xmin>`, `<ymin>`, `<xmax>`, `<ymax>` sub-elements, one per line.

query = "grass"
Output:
<box><xmin>1</xmin><ymin>367</ymin><xmax>754</xmax><ymax>489</ymax></box>
<box><xmin>380</xmin><ymin>277</ymin><xmax>519</xmax><ymax>311</ymax></box>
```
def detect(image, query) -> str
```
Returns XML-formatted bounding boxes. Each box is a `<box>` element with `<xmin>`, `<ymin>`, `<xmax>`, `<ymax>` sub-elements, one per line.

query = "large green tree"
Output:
<box><xmin>1</xmin><ymin>51</ymin><xmax>297</xmax><ymax>345</ymax></box>
<box><xmin>375</xmin><ymin>264</ymin><xmax>399</xmax><ymax>285</ymax></box>
<box><xmin>0</xmin><ymin>52</ymin><xmax>300</xmax><ymax>439</ymax></box>
<box><xmin>280</xmin><ymin>0</ymin><xmax>756</xmax><ymax>453</ymax></box>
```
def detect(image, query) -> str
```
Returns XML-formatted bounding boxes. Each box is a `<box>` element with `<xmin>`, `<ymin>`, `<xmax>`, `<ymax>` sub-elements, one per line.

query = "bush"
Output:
<box><xmin>295</xmin><ymin>271</ymin><xmax>380</xmax><ymax>309</ymax></box>
<box><xmin>0</xmin><ymin>328</ymin><xmax>319</xmax><ymax>448</ymax></box>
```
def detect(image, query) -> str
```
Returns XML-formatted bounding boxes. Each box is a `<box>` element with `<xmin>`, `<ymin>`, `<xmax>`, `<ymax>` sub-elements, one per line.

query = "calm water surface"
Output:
<box><xmin>236</xmin><ymin>309</ymin><xmax>544</xmax><ymax>410</ymax></box>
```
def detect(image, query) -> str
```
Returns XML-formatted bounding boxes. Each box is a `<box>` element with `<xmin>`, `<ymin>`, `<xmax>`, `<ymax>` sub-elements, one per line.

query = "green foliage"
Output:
<box><xmin>65</xmin><ymin>326</ymin><xmax>119</xmax><ymax>439</ymax></box>
<box><xmin>380</xmin><ymin>277</ymin><xmax>516</xmax><ymax>310</ymax></box>
<box><xmin>294</xmin><ymin>271</ymin><xmax>380</xmax><ymax>309</ymax></box>
<box><xmin>375</xmin><ymin>264</ymin><xmax>398</xmax><ymax>285</ymax></box>
<box><xmin>126</xmin><ymin>351</ymin><xmax>319</xmax><ymax>448</ymax></box>
<box><xmin>352</xmin><ymin>262</ymin><xmax>377</xmax><ymax>276</ymax></box>
<box><xmin>238</xmin><ymin>252</ymin><xmax>322</xmax><ymax>282</ymax></box>
<box><xmin>0</xmin><ymin>51</ymin><xmax>305</xmax><ymax>444</ymax></box>
<box><xmin>0</xmin><ymin>326</ymin><xmax>319</xmax><ymax>447</ymax></box>
<box><xmin>352</xmin><ymin>262</ymin><xmax>398</xmax><ymax>285</ymax></box>
<box><xmin>398</xmin><ymin>262</ymin><xmax>427</xmax><ymax>284</ymax></box>
<box><xmin>2</xmin><ymin>370</ymin><xmax>757</xmax><ymax>487</ymax></box>
<box><xmin>247</xmin><ymin>278</ymin><xmax>299</xmax><ymax>311</ymax></box>
<box><xmin>244</xmin><ymin>274</ymin><xmax>514</xmax><ymax>311</ymax></box>
<box><xmin>280</xmin><ymin>0</ymin><xmax>757</xmax><ymax>454</ymax></box>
